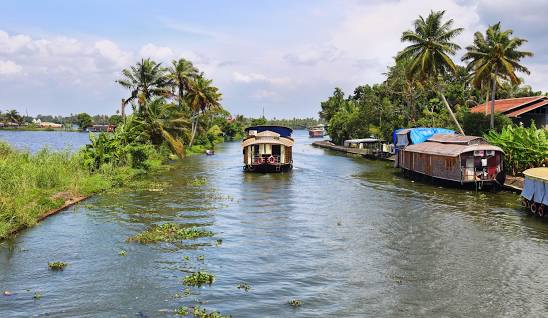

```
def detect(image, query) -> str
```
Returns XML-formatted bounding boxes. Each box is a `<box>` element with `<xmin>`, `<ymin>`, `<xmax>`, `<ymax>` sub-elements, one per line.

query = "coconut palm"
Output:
<box><xmin>462</xmin><ymin>23</ymin><xmax>532</xmax><ymax>128</ymax></box>
<box><xmin>397</xmin><ymin>10</ymin><xmax>465</xmax><ymax>134</ymax></box>
<box><xmin>185</xmin><ymin>75</ymin><xmax>222</xmax><ymax>146</ymax></box>
<box><xmin>6</xmin><ymin>109</ymin><xmax>22</xmax><ymax>125</ymax></box>
<box><xmin>169</xmin><ymin>58</ymin><xmax>199</xmax><ymax>111</ymax></box>
<box><xmin>134</xmin><ymin>98</ymin><xmax>189</xmax><ymax>159</ymax></box>
<box><xmin>116</xmin><ymin>58</ymin><xmax>171</xmax><ymax>115</ymax></box>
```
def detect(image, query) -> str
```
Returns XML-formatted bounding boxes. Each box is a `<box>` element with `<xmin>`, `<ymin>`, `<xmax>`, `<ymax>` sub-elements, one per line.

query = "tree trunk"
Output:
<box><xmin>189</xmin><ymin>114</ymin><xmax>198</xmax><ymax>147</ymax></box>
<box><xmin>439</xmin><ymin>91</ymin><xmax>465</xmax><ymax>135</ymax></box>
<box><xmin>484</xmin><ymin>84</ymin><xmax>489</xmax><ymax>115</ymax></box>
<box><xmin>490</xmin><ymin>68</ymin><xmax>498</xmax><ymax>129</ymax></box>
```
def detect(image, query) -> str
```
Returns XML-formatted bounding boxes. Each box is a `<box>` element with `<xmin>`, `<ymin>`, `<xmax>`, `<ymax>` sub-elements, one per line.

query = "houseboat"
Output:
<box><xmin>242</xmin><ymin>125</ymin><xmax>294</xmax><ymax>172</ymax></box>
<box><xmin>395</xmin><ymin>132</ymin><xmax>505</xmax><ymax>187</ymax></box>
<box><xmin>521</xmin><ymin>167</ymin><xmax>548</xmax><ymax>216</ymax></box>
<box><xmin>343</xmin><ymin>138</ymin><xmax>393</xmax><ymax>159</ymax></box>
<box><xmin>308</xmin><ymin>124</ymin><xmax>326</xmax><ymax>138</ymax></box>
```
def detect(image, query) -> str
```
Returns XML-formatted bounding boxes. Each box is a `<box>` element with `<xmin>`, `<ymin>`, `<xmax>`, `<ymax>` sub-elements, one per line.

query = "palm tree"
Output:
<box><xmin>6</xmin><ymin>109</ymin><xmax>22</xmax><ymax>125</ymax></box>
<box><xmin>397</xmin><ymin>10</ymin><xmax>465</xmax><ymax>134</ymax></box>
<box><xmin>134</xmin><ymin>98</ymin><xmax>190</xmax><ymax>159</ymax></box>
<box><xmin>169</xmin><ymin>59</ymin><xmax>199</xmax><ymax>111</ymax></box>
<box><xmin>462</xmin><ymin>23</ymin><xmax>532</xmax><ymax>128</ymax></box>
<box><xmin>116</xmin><ymin>58</ymin><xmax>171</xmax><ymax>115</ymax></box>
<box><xmin>185</xmin><ymin>75</ymin><xmax>222</xmax><ymax>146</ymax></box>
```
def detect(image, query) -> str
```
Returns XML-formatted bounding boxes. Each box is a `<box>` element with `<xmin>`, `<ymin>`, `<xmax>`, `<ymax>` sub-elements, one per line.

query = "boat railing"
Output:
<box><xmin>252</xmin><ymin>154</ymin><xmax>281</xmax><ymax>164</ymax></box>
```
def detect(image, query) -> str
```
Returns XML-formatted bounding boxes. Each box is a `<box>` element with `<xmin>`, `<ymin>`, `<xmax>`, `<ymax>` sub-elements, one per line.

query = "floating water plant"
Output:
<box><xmin>236</xmin><ymin>283</ymin><xmax>250</xmax><ymax>292</ymax></box>
<box><xmin>127</xmin><ymin>223</ymin><xmax>214</xmax><ymax>244</ymax></box>
<box><xmin>191</xmin><ymin>305</ymin><xmax>231</xmax><ymax>318</ymax></box>
<box><xmin>183</xmin><ymin>271</ymin><xmax>215</xmax><ymax>287</ymax></box>
<box><xmin>197</xmin><ymin>255</ymin><xmax>205</xmax><ymax>261</ymax></box>
<box><xmin>288</xmin><ymin>299</ymin><xmax>302</xmax><ymax>307</ymax></box>
<box><xmin>48</xmin><ymin>261</ymin><xmax>67</xmax><ymax>271</ymax></box>
<box><xmin>118</xmin><ymin>250</ymin><xmax>127</xmax><ymax>256</ymax></box>
<box><xmin>33</xmin><ymin>291</ymin><xmax>42</xmax><ymax>299</ymax></box>
<box><xmin>215</xmin><ymin>239</ymin><xmax>223</xmax><ymax>246</ymax></box>
<box><xmin>190</xmin><ymin>176</ymin><xmax>208</xmax><ymax>186</ymax></box>
<box><xmin>183</xmin><ymin>255</ymin><xmax>190</xmax><ymax>261</ymax></box>
<box><xmin>175</xmin><ymin>306</ymin><xmax>189</xmax><ymax>316</ymax></box>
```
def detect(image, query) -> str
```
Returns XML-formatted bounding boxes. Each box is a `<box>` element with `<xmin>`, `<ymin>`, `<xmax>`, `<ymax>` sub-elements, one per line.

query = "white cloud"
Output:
<box><xmin>94</xmin><ymin>40</ymin><xmax>132</xmax><ymax>68</ymax></box>
<box><xmin>284</xmin><ymin>45</ymin><xmax>342</xmax><ymax>66</ymax></box>
<box><xmin>232</xmin><ymin>71</ymin><xmax>290</xmax><ymax>85</ymax></box>
<box><xmin>0</xmin><ymin>60</ymin><xmax>22</xmax><ymax>75</ymax></box>
<box><xmin>139</xmin><ymin>43</ymin><xmax>175</xmax><ymax>61</ymax></box>
<box><xmin>0</xmin><ymin>30</ymin><xmax>31</xmax><ymax>53</ymax></box>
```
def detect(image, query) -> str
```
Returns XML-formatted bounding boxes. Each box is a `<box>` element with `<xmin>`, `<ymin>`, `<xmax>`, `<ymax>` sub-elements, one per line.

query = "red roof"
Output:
<box><xmin>470</xmin><ymin>96</ymin><xmax>547</xmax><ymax>115</ymax></box>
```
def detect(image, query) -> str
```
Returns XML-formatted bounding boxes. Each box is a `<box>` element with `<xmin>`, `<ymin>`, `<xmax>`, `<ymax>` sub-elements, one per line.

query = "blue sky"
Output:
<box><xmin>0</xmin><ymin>0</ymin><xmax>547</xmax><ymax>118</ymax></box>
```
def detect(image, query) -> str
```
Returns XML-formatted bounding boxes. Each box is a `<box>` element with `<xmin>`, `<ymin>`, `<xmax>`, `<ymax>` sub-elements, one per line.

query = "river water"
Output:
<box><xmin>0</xmin><ymin>130</ymin><xmax>547</xmax><ymax>317</ymax></box>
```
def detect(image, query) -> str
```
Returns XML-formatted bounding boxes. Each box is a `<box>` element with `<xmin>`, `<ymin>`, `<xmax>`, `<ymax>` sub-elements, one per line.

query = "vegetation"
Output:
<box><xmin>288</xmin><ymin>299</ymin><xmax>302</xmax><ymax>307</ymax></box>
<box><xmin>176</xmin><ymin>305</ymin><xmax>230</xmax><ymax>318</ymax></box>
<box><xmin>76</xmin><ymin>113</ymin><xmax>93</xmax><ymax>130</ymax></box>
<box><xmin>183</xmin><ymin>271</ymin><xmax>215</xmax><ymax>286</ymax></box>
<box><xmin>485</xmin><ymin>124</ymin><xmax>548</xmax><ymax>175</ymax></box>
<box><xmin>127</xmin><ymin>223</ymin><xmax>214</xmax><ymax>244</ymax></box>
<box><xmin>319</xmin><ymin>10</ymin><xmax>543</xmax><ymax>174</ymax></box>
<box><xmin>48</xmin><ymin>261</ymin><xmax>67</xmax><ymax>271</ymax></box>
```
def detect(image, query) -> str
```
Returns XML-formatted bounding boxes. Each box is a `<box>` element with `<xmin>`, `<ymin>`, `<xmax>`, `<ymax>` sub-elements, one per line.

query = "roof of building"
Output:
<box><xmin>469</xmin><ymin>96</ymin><xmax>547</xmax><ymax>117</ymax></box>
<box><xmin>345</xmin><ymin>138</ymin><xmax>383</xmax><ymax>143</ymax></box>
<box><xmin>404</xmin><ymin>140</ymin><xmax>503</xmax><ymax>157</ymax></box>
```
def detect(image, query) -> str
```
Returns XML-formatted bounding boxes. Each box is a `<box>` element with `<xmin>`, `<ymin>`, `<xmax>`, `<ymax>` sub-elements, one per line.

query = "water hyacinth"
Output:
<box><xmin>183</xmin><ymin>271</ymin><xmax>215</xmax><ymax>287</ymax></box>
<box><xmin>127</xmin><ymin>223</ymin><xmax>214</xmax><ymax>244</ymax></box>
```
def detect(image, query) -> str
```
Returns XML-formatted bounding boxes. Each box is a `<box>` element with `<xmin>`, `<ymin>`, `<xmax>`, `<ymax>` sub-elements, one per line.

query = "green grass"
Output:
<box><xmin>127</xmin><ymin>223</ymin><xmax>214</xmax><ymax>244</ymax></box>
<box><xmin>0</xmin><ymin>142</ymin><xmax>164</xmax><ymax>240</ymax></box>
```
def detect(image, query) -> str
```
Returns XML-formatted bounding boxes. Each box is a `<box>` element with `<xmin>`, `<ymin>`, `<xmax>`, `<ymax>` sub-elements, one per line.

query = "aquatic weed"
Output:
<box><xmin>191</xmin><ymin>305</ymin><xmax>231</xmax><ymax>318</ymax></box>
<box><xmin>175</xmin><ymin>306</ymin><xmax>189</xmax><ymax>316</ymax></box>
<box><xmin>215</xmin><ymin>239</ymin><xmax>222</xmax><ymax>246</ymax></box>
<box><xmin>197</xmin><ymin>255</ymin><xmax>205</xmax><ymax>261</ymax></box>
<box><xmin>288</xmin><ymin>299</ymin><xmax>302</xmax><ymax>308</ymax></box>
<box><xmin>190</xmin><ymin>176</ymin><xmax>208</xmax><ymax>186</ymax></box>
<box><xmin>118</xmin><ymin>250</ymin><xmax>127</xmax><ymax>256</ymax></box>
<box><xmin>236</xmin><ymin>283</ymin><xmax>250</xmax><ymax>292</ymax></box>
<box><xmin>48</xmin><ymin>261</ymin><xmax>67</xmax><ymax>271</ymax></box>
<box><xmin>127</xmin><ymin>223</ymin><xmax>214</xmax><ymax>244</ymax></box>
<box><xmin>183</xmin><ymin>271</ymin><xmax>215</xmax><ymax>287</ymax></box>
<box><xmin>33</xmin><ymin>291</ymin><xmax>42</xmax><ymax>299</ymax></box>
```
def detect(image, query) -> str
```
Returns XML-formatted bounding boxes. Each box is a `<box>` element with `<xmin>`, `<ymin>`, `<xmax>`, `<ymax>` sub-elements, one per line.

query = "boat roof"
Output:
<box><xmin>345</xmin><ymin>138</ymin><xmax>383</xmax><ymax>143</ymax></box>
<box><xmin>241</xmin><ymin>135</ymin><xmax>294</xmax><ymax>147</ymax></box>
<box><xmin>427</xmin><ymin>134</ymin><xmax>487</xmax><ymax>145</ymax></box>
<box><xmin>404</xmin><ymin>141</ymin><xmax>503</xmax><ymax>157</ymax></box>
<box><xmin>245</xmin><ymin>125</ymin><xmax>293</xmax><ymax>137</ymax></box>
<box><xmin>523</xmin><ymin>167</ymin><xmax>548</xmax><ymax>182</ymax></box>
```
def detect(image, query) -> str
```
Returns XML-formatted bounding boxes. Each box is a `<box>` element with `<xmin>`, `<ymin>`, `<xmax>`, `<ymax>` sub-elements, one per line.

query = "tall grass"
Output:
<box><xmin>0</xmin><ymin>142</ymin><xmax>157</xmax><ymax>239</ymax></box>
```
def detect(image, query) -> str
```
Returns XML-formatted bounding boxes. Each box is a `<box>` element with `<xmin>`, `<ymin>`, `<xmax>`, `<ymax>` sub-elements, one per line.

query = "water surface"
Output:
<box><xmin>1</xmin><ymin>130</ymin><xmax>547</xmax><ymax>317</ymax></box>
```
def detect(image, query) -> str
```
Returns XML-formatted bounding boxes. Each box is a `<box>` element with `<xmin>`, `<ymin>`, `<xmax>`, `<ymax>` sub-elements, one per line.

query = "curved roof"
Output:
<box><xmin>241</xmin><ymin>136</ymin><xmax>294</xmax><ymax>147</ymax></box>
<box><xmin>404</xmin><ymin>141</ymin><xmax>503</xmax><ymax>157</ymax></box>
<box><xmin>523</xmin><ymin>167</ymin><xmax>548</xmax><ymax>182</ymax></box>
<box><xmin>245</xmin><ymin>125</ymin><xmax>293</xmax><ymax>137</ymax></box>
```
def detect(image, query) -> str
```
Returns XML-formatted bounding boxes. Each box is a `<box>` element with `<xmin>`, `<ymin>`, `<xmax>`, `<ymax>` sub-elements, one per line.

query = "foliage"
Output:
<box><xmin>127</xmin><ymin>223</ymin><xmax>214</xmax><ymax>244</ymax></box>
<box><xmin>48</xmin><ymin>261</ymin><xmax>67</xmax><ymax>271</ymax></box>
<box><xmin>484</xmin><ymin>124</ymin><xmax>548</xmax><ymax>175</ymax></box>
<box><xmin>76</xmin><ymin>113</ymin><xmax>93</xmax><ymax>130</ymax></box>
<box><xmin>183</xmin><ymin>271</ymin><xmax>215</xmax><ymax>286</ymax></box>
<box><xmin>189</xmin><ymin>305</ymin><xmax>231</xmax><ymax>318</ymax></box>
<box><xmin>462</xmin><ymin>112</ymin><xmax>511</xmax><ymax>136</ymax></box>
<box><xmin>288</xmin><ymin>299</ymin><xmax>302</xmax><ymax>307</ymax></box>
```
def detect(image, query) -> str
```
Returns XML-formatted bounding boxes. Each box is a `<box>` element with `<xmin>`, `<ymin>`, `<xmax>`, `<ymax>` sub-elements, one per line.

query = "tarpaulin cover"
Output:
<box><xmin>522</xmin><ymin>177</ymin><xmax>535</xmax><ymax>200</ymax></box>
<box><xmin>534</xmin><ymin>179</ymin><xmax>546</xmax><ymax>204</ymax></box>
<box><xmin>544</xmin><ymin>183</ymin><xmax>548</xmax><ymax>205</ymax></box>
<box><xmin>408</xmin><ymin>127</ymin><xmax>455</xmax><ymax>144</ymax></box>
<box><xmin>393</xmin><ymin>129</ymin><xmax>404</xmax><ymax>144</ymax></box>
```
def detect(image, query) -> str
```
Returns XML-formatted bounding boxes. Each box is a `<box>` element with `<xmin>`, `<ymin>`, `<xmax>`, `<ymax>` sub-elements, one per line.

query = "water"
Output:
<box><xmin>1</xmin><ymin>130</ymin><xmax>548</xmax><ymax>317</ymax></box>
<box><xmin>0</xmin><ymin>130</ymin><xmax>90</xmax><ymax>152</ymax></box>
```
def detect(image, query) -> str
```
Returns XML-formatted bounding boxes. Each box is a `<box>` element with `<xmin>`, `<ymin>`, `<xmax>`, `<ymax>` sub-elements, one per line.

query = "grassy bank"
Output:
<box><xmin>0</xmin><ymin>141</ymin><xmax>165</xmax><ymax>239</ymax></box>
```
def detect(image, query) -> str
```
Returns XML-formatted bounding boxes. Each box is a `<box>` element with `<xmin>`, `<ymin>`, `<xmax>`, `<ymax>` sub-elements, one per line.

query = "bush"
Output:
<box><xmin>484</xmin><ymin>123</ymin><xmax>548</xmax><ymax>175</ymax></box>
<box><xmin>462</xmin><ymin>112</ymin><xmax>511</xmax><ymax>136</ymax></box>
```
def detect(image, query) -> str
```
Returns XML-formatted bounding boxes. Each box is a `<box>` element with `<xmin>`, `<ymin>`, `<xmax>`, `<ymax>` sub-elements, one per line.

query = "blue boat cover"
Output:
<box><xmin>534</xmin><ymin>179</ymin><xmax>545</xmax><ymax>204</ymax></box>
<box><xmin>245</xmin><ymin>125</ymin><xmax>293</xmax><ymax>137</ymax></box>
<box><xmin>408</xmin><ymin>127</ymin><xmax>455</xmax><ymax>144</ymax></box>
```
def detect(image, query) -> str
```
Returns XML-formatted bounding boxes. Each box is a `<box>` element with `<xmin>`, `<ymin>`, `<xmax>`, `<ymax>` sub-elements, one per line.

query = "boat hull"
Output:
<box><xmin>308</xmin><ymin>130</ymin><xmax>324</xmax><ymax>138</ymax></box>
<box><xmin>244</xmin><ymin>163</ymin><xmax>292</xmax><ymax>173</ymax></box>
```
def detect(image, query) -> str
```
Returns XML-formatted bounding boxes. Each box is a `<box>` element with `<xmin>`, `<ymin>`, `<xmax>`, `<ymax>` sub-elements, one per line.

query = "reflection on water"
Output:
<box><xmin>1</xmin><ymin>130</ymin><xmax>547</xmax><ymax>317</ymax></box>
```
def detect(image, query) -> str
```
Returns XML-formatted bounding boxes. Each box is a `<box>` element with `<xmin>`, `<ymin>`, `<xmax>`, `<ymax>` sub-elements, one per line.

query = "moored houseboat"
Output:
<box><xmin>395</xmin><ymin>132</ymin><xmax>505</xmax><ymax>188</ymax></box>
<box><xmin>343</xmin><ymin>138</ymin><xmax>393</xmax><ymax>159</ymax></box>
<box><xmin>308</xmin><ymin>124</ymin><xmax>326</xmax><ymax>138</ymax></box>
<box><xmin>242</xmin><ymin>125</ymin><xmax>294</xmax><ymax>172</ymax></box>
<box><xmin>520</xmin><ymin>167</ymin><xmax>548</xmax><ymax>216</ymax></box>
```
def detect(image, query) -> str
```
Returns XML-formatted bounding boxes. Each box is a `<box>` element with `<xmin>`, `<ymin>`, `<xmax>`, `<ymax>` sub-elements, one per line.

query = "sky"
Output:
<box><xmin>0</xmin><ymin>0</ymin><xmax>547</xmax><ymax>118</ymax></box>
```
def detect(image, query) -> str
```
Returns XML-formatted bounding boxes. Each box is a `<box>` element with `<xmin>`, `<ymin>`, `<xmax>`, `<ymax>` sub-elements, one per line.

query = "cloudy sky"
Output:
<box><xmin>0</xmin><ymin>0</ymin><xmax>546</xmax><ymax>118</ymax></box>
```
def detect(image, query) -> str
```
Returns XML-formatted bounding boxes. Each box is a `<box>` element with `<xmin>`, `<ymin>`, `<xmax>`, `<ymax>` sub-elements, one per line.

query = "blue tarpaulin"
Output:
<box><xmin>408</xmin><ymin>127</ymin><xmax>455</xmax><ymax>144</ymax></box>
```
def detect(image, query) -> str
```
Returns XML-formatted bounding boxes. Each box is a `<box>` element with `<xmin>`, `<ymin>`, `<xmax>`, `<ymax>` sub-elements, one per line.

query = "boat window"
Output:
<box><xmin>272</xmin><ymin>145</ymin><xmax>281</xmax><ymax>156</ymax></box>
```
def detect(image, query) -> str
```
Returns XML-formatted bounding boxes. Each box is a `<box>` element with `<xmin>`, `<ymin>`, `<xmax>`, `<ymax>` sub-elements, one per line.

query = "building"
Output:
<box><xmin>469</xmin><ymin>96</ymin><xmax>548</xmax><ymax>128</ymax></box>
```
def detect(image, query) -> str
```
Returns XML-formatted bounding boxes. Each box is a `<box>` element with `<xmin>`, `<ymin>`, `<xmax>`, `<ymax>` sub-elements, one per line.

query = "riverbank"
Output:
<box><xmin>0</xmin><ymin>141</ymin><xmax>167</xmax><ymax>240</ymax></box>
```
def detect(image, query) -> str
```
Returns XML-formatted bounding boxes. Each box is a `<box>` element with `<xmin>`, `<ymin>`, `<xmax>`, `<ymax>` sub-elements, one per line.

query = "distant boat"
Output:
<box><xmin>242</xmin><ymin>125</ymin><xmax>293</xmax><ymax>172</ymax></box>
<box><xmin>205</xmin><ymin>149</ymin><xmax>215</xmax><ymax>156</ymax></box>
<box><xmin>308</xmin><ymin>124</ymin><xmax>325</xmax><ymax>138</ymax></box>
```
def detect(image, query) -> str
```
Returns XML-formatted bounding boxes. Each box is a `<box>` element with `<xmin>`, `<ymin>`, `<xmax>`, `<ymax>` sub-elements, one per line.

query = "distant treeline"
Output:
<box><xmin>233</xmin><ymin>115</ymin><xmax>322</xmax><ymax>130</ymax></box>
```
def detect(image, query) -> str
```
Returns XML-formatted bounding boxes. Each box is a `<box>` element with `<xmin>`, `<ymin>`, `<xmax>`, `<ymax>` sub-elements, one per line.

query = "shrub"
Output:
<box><xmin>462</xmin><ymin>112</ymin><xmax>511</xmax><ymax>136</ymax></box>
